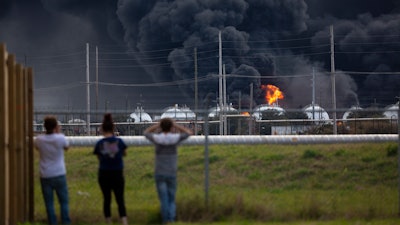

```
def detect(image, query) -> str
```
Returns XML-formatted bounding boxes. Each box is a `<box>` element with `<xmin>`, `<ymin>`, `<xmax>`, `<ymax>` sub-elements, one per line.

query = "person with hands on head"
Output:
<box><xmin>93</xmin><ymin>113</ymin><xmax>128</xmax><ymax>225</ymax></box>
<box><xmin>35</xmin><ymin>115</ymin><xmax>71</xmax><ymax>225</ymax></box>
<box><xmin>144</xmin><ymin>118</ymin><xmax>192</xmax><ymax>224</ymax></box>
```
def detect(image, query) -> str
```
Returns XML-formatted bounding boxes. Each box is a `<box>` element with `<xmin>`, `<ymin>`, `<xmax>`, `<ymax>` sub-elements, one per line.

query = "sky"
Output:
<box><xmin>1</xmin><ymin>0</ymin><xmax>399</xmax><ymax>113</ymax></box>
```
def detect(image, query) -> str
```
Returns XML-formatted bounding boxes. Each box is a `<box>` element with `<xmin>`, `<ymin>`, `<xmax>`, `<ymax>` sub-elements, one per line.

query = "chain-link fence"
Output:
<box><xmin>33</xmin><ymin>107</ymin><xmax>399</xmax><ymax>136</ymax></box>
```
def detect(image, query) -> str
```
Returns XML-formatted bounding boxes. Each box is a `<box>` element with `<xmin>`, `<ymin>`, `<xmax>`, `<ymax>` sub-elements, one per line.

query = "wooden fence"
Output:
<box><xmin>0</xmin><ymin>43</ymin><xmax>34</xmax><ymax>225</ymax></box>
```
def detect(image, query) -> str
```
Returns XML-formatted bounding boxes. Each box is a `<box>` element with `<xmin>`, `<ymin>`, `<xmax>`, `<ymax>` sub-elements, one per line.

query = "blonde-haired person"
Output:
<box><xmin>144</xmin><ymin>118</ymin><xmax>192</xmax><ymax>224</ymax></box>
<box><xmin>35</xmin><ymin>116</ymin><xmax>71</xmax><ymax>225</ymax></box>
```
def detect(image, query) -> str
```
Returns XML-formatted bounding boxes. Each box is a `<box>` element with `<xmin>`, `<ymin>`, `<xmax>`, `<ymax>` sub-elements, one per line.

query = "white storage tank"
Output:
<box><xmin>383</xmin><ymin>102</ymin><xmax>399</xmax><ymax>119</ymax></box>
<box><xmin>128</xmin><ymin>106</ymin><xmax>152</xmax><ymax>123</ymax></box>
<box><xmin>161</xmin><ymin>104</ymin><xmax>196</xmax><ymax>121</ymax></box>
<box><xmin>303</xmin><ymin>104</ymin><xmax>330</xmax><ymax>123</ymax></box>
<box><xmin>252</xmin><ymin>104</ymin><xmax>285</xmax><ymax>120</ymax></box>
<box><xmin>208</xmin><ymin>104</ymin><xmax>238</xmax><ymax>118</ymax></box>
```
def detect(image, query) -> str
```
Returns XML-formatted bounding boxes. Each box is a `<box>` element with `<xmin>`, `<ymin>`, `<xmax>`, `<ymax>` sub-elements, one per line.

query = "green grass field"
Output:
<box><xmin>30</xmin><ymin>142</ymin><xmax>400</xmax><ymax>225</ymax></box>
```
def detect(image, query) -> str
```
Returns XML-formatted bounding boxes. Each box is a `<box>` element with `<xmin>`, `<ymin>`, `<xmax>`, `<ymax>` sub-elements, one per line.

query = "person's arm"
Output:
<box><xmin>62</xmin><ymin>135</ymin><xmax>69</xmax><ymax>151</ymax></box>
<box><xmin>63</xmin><ymin>139</ymin><xmax>70</xmax><ymax>151</ymax></box>
<box><xmin>121</xmin><ymin>139</ymin><xmax>127</xmax><ymax>156</ymax></box>
<box><xmin>55</xmin><ymin>124</ymin><xmax>69</xmax><ymax>151</ymax></box>
<box><xmin>173</xmin><ymin>122</ymin><xmax>193</xmax><ymax>135</ymax></box>
<box><xmin>144</xmin><ymin>123</ymin><xmax>160</xmax><ymax>134</ymax></box>
<box><xmin>93</xmin><ymin>142</ymin><xmax>101</xmax><ymax>160</ymax></box>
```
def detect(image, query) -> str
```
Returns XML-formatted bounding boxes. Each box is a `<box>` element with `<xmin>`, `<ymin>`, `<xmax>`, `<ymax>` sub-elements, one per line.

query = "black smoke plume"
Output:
<box><xmin>0</xmin><ymin>0</ymin><xmax>399</xmax><ymax>111</ymax></box>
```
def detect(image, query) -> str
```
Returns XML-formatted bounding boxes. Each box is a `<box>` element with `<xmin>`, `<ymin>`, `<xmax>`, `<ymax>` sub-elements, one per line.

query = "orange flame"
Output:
<box><xmin>241</xmin><ymin>112</ymin><xmax>250</xmax><ymax>116</ymax></box>
<box><xmin>261</xmin><ymin>84</ymin><xmax>284</xmax><ymax>105</ymax></box>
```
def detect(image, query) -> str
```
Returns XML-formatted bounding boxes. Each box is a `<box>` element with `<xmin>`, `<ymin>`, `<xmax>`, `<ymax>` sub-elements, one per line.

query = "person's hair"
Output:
<box><xmin>159</xmin><ymin>118</ymin><xmax>173</xmax><ymax>132</ymax></box>
<box><xmin>101</xmin><ymin>113</ymin><xmax>115</xmax><ymax>133</ymax></box>
<box><xmin>43</xmin><ymin>116</ymin><xmax>58</xmax><ymax>134</ymax></box>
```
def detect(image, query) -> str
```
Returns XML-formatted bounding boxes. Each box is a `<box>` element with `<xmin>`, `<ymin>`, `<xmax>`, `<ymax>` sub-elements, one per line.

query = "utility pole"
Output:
<box><xmin>86</xmin><ymin>43</ymin><xmax>90</xmax><ymax>136</ymax></box>
<box><xmin>312</xmin><ymin>67</ymin><xmax>315</xmax><ymax>121</ymax></box>
<box><xmin>223</xmin><ymin>64</ymin><xmax>227</xmax><ymax>135</ymax></box>
<box><xmin>330</xmin><ymin>25</ymin><xmax>337</xmax><ymax>134</ymax></box>
<box><xmin>204</xmin><ymin>99</ymin><xmax>210</xmax><ymax>208</ymax></box>
<box><xmin>194</xmin><ymin>47</ymin><xmax>198</xmax><ymax>135</ymax></box>
<box><xmin>218</xmin><ymin>31</ymin><xmax>223</xmax><ymax>135</ymax></box>
<box><xmin>96</xmin><ymin>46</ymin><xmax>99</xmax><ymax>123</ymax></box>
<box><xmin>249</xmin><ymin>83</ymin><xmax>253</xmax><ymax>135</ymax></box>
<box><xmin>238</xmin><ymin>91</ymin><xmax>242</xmax><ymax>134</ymax></box>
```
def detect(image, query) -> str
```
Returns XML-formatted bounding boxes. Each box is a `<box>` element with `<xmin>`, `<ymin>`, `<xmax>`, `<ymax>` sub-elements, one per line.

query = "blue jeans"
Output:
<box><xmin>155</xmin><ymin>175</ymin><xmax>177</xmax><ymax>224</ymax></box>
<box><xmin>40</xmin><ymin>175</ymin><xmax>71</xmax><ymax>225</ymax></box>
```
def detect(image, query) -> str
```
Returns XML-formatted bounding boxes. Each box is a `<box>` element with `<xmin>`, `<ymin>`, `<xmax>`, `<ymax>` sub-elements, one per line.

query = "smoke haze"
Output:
<box><xmin>0</xmin><ymin>0</ymin><xmax>399</xmax><ymax>113</ymax></box>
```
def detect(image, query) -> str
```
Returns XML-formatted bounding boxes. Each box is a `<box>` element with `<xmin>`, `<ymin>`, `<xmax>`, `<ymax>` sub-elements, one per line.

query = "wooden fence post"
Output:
<box><xmin>0</xmin><ymin>43</ymin><xmax>10</xmax><ymax>225</ymax></box>
<box><xmin>15</xmin><ymin>64</ymin><xmax>24</xmax><ymax>221</ymax></box>
<box><xmin>7</xmin><ymin>54</ymin><xmax>17</xmax><ymax>225</ymax></box>
<box><xmin>27</xmin><ymin>68</ymin><xmax>34</xmax><ymax>221</ymax></box>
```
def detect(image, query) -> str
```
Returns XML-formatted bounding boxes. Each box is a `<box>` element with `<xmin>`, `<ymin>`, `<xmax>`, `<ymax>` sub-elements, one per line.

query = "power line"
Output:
<box><xmin>33</xmin><ymin>69</ymin><xmax>400</xmax><ymax>92</ymax></box>
<box><xmin>98</xmin><ymin>41</ymin><xmax>217</xmax><ymax>55</ymax></box>
<box><xmin>35</xmin><ymin>83</ymin><xmax>86</xmax><ymax>92</ymax></box>
<box><xmin>34</xmin><ymin>65</ymin><xmax>86</xmax><ymax>74</ymax></box>
<box><xmin>91</xmin><ymin>76</ymin><xmax>215</xmax><ymax>87</ymax></box>
<box><xmin>31</xmin><ymin>60</ymin><xmax>86</xmax><ymax>66</ymax></box>
<box><xmin>98</xmin><ymin>54</ymin><xmax>217</xmax><ymax>63</ymax></box>
<box><xmin>23</xmin><ymin>33</ymin><xmax>400</xmax><ymax>70</ymax></box>
<box><xmin>26</xmin><ymin>51</ymin><xmax>85</xmax><ymax>60</ymax></box>
<box><xmin>225</xmin><ymin>73</ymin><xmax>312</xmax><ymax>78</ymax></box>
<box><xmin>336</xmin><ymin>50</ymin><xmax>400</xmax><ymax>54</ymax></box>
<box><xmin>336</xmin><ymin>34</ymin><xmax>400</xmax><ymax>39</ymax></box>
<box><xmin>338</xmin><ymin>71</ymin><xmax>400</xmax><ymax>75</ymax></box>
<box><xmin>223</xmin><ymin>35</ymin><xmax>330</xmax><ymax>44</ymax></box>
<box><xmin>225</xmin><ymin>52</ymin><xmax>330</xmax><ymax>59</ymax></box>
<box><xmin>223</xmin><ymin>44</ymin><xmax>330</xmax><ymax>51</ymax></box>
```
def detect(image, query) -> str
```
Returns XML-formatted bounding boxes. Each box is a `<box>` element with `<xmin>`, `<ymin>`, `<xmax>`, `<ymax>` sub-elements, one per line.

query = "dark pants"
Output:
<box><xmin>98</xmin><ymin>170</ymin><xmax>127</xmax><ymax>218</ymax></box>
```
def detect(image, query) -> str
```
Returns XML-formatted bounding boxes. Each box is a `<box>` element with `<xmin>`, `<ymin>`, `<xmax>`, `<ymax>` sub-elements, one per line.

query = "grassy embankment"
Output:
<box><xmin>30</xmin><ymin>142</ymin><xmax>400</xmax><ymax>225</ymax></box>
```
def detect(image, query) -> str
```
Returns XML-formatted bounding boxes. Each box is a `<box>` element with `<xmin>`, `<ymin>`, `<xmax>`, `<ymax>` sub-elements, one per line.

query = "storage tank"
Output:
<box><xmin>208</xmin><ymin>104</ymin><xmax>238</xmax><ymax>118</ymax></box>
<box><xmin>342</xmin><ymin>106</ymin><xmax>363</xmax><ymax>120</ymax></box>
<box><xmin>252</xmin><ymin>104</ymin><xmax>285</xmax><ymax>120</ymax></box>
<box><xmin>383</xmin><ymin>102</ymin><xmax>399</xmax><ymax>119</ymax></box>
<box><xmin>128</xmin><ymin>106</ymin><xmax>152</xmax><ymax>123</ymax></box>
<box><xmin>161</xmin><ymin>104</ymin><xmax>196</xmax><ymax>121</ymax></box>
<box><xmin>303</xmin><ymin>104</ymin><xmax>330</xmax><ymax>123</ymax></box>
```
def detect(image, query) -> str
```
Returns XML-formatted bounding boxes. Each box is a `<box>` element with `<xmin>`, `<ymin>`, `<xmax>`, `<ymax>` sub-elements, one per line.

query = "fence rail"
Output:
<box><xmin>64</xmin><ymin>134</ymin><xmax>398</xmax><ymax>147</ymax></box>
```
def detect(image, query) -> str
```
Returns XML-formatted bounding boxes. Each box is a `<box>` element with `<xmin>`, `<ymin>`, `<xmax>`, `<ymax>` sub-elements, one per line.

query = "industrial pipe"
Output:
<box><xmin>66</xmin><ymin>134</ymin><xmax>397</xmax><ymax>147</ymax></box>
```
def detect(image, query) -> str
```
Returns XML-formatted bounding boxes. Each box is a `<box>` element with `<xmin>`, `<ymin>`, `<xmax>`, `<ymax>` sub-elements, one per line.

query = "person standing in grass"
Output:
<box><xmin>35</xmin><ymin>115</ymin><xmax>71</xmax><ymax>225</ymax></box>
<box><xmin>144</xmin><ymin>118</ymin><xmax>192</xmax><ymax>224</ymax></box>
<box><xmin>94</xmin><ymin>113</ymin><xmax>128</xmax><ymax>225</ymax></box>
